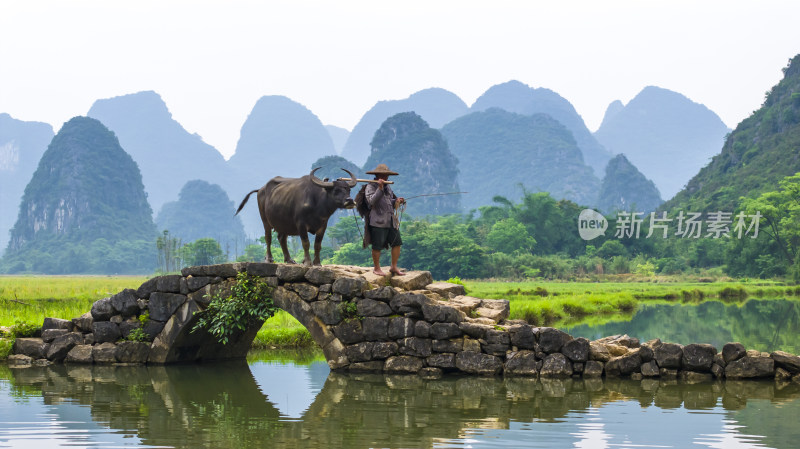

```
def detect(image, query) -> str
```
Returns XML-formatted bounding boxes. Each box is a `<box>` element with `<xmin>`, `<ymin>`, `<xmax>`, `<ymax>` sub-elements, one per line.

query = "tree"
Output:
<box><xmin>485</xmin><ymin>218</ymin><xmax>536</xmax><ymax>254</ymax></box>
<box><xmin>156</xmin><ymin>230</ymin><xmax>182</xmax><ymax>273</ymax></box>
<box><xmin>181</xmin><ymin>238</ymin><xmax>226</xmax><ymax>266</ymax></box>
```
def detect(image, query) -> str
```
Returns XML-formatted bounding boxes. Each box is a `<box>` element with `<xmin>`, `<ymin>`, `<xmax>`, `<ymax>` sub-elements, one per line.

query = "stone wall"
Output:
<box><xmin>8</xmin><ymin>262</ymin><xmax>800</xmax><ymax>383</ymax></box>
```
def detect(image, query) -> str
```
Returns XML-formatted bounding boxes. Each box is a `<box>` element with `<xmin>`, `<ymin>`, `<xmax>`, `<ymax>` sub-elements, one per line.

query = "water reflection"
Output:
<box><xmin>1</xmin><ymin>360</ymin><xmax>799</xmax><ymax>448</ymax></box>
<box><xmin>566</xmin><ymin>298</ymin><xmax>800</xmax><ymax>354</ymax></box>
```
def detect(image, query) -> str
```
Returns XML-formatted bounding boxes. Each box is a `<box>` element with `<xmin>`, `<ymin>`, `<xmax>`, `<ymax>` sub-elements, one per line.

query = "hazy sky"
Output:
<box><xmin>2</xmin><ymin>1</ymin><xmax>799</xmax><ymax>159</ymax></box>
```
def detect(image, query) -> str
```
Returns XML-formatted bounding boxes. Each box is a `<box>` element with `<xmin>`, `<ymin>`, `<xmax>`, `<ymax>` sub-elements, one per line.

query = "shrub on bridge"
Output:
<box><xmin>192</xmin><ymin>272</ymin><xmax>277</xmax><ymax>344</ymax></box>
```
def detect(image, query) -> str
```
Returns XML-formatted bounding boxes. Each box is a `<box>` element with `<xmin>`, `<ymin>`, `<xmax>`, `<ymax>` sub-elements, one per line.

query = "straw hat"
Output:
<box><xmin>365</xmin><ymin>163</ymin><xmax>399</xmax><ymax>176</ymax></box>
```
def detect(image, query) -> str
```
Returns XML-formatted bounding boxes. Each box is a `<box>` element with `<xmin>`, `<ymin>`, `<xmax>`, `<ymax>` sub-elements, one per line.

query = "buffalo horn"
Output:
<box><xmin>310</xmin><ymin>167</ymin><xmax>334</xmax><ymax>188</ymax></box>
<box><xmin>341</xmin><ymin>168</ymin><xmax>358</xmax><ymax>187</ymax></box>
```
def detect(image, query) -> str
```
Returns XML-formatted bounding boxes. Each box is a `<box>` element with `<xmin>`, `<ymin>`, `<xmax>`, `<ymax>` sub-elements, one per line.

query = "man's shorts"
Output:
<box><xmin>369</xmin><ymin>226</ymin><xmax>402</xmax><ymax>251</ymax></box>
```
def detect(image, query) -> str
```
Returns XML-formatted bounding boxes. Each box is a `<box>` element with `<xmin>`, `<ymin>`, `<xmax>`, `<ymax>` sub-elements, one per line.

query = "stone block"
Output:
<box><xmin>390</xmin><ymin>292</ymin><xmax>431</xmax><ymax>314</ymax></box>
<box><xmin>562</xmin><ymin>337</ymin><xmax>590</xmax><ymax>362</ymax></box>
<box><xmin>589</xmin><ymin>341</ymin><xmax>611</xmax><ymax>362</ymax></box>
<box><xmin>508</xmin><ymin>325</ymin><xmax>535</xmax><ymax>349</ymax></box>
<box><xmin>504</xmin><ymin>350</ymin><xmax>539</xmax><ymax>376</ymax></box>
<box><xmin>65</xmin><ymin>345</ymin><xmax>93</xmax><ymax>364</ymax></box>
<box><xmin>41</xmin><ymin>329</ymin><xmax>69</xmax><ymax>343</ymax></box>
<box><xmin>93</xmin><ymin>342</ymin><xmax>118</xmax><ymax>364</ymax></box>
<box><xmin>13</xmin><ymin>338</ymin><xmax>49</xmax><ymax>359</ymax></box>
<box><xmin>385</xmin><ymin>356</ymin><xmax>424</xmax><ymax>374</ymax></box>
<box><xmin>136</xmin><ymin>278</ymin><xmax>159</xmax><ymax>299</ymax></box>
<box><xmin>362</xmin><ymin>317</ymin><xmax>389</xmax><ymax>341</ymax></box>
<box><xmin>388</xmin><ymin>317</ymin><xmax>416</xmax><ymax>339</ymax></box>
<box><xmin>455</xmin><ymin>351</ymin><xmax>503</xmax><ymax>375</ymax></box>
<box><xmin>458</xmin><ymin>322</ymin><xmax>492</xmax><ymax>339</ymax></box>
<box><xmin>91</xmin><ymin>297</ymin><xmax>115</xmax><ymax>321</ymax></box>
<box><xmin>332</xmin><ymin>319</ymin><xmax>364</xmax><ymax>345</ymax></box>
<box><xmin>92</xmin><ymin>321</ymin><xmax>121</xmax><ymax>344</ymax></box>
<box><xmin>583</xmin><ymin>360</ymin><xmax>604</xmax><ymax>378</ymax></box>
<box><xmin>414</xmin><ymin>320</ymin><xmax>431</xmax><ymax>338</ymax></box>
<box><xmin>46</xmin><ymin>332</ymin><xmax>84</xmax><ymax>361</ymax></box>
<box><xmin>771</xmin><ymin>350</ymin><xmax>800</xmax><ymax>374</ymax></box>
<box><xmin>181</xmin><ymin>264</ymin><xmax>238</xmax><ymax>278</ymax></box>
<box><xmin>654</xmin><ymin>343</ymin><xmax>683</xmax><ymax>369</ymax></box>
<box><xmin>357</xmin><ymin>298</ymin><xmax>392</xmax><ymax>317</ymax></box>
<box><xmin>636</xmin><ymin>345</ymin><xmax>654</xmax><ymax>363</ymax></box>
<box><xmin>605</xmin><ymin>352</ymin><xmax>642</xmax><ymax>377</ymax></box>
<box><xmin>421</xmin><ymin>303</ymin><xmax>465</xmax><ymax>323</ymax></box>
<box><xmin>419</xmin><ymin>367</ymin><xmax>443</xmax><ymax>379</ymax></box>
<box><xmin>155</xmin><ymin>275</ymin><xmax>182</xmax><ymax>293</ymax></box>
<box><xmin>142</xmin><ymin>320</ymin><xmax>165</xmax><ymax>340</ymax></box>
<box><xmin>430</xmin><ymin>322</ymin><xmax>462</xmax><ymax>340</ymax></box>
<box><xmin>186</xmin><ymin>276</ymin><xmax>215</xmax><ymax>292</ymax></box>
<box><xmin>311</xmin><ymin>301</ymin><xmax>342</xmax><ymax>325</ymax></box>
<box><xmin>109</xmin><ymin>289</ymin><xmax>139</xmax><ymax>317</ymax></box>
<box><xmin>345</xmin><ymin>342</ymin><xmax>374</xmax><ymax>362</ymax></box>
<box><xmin>332</xmin><ymin>277</ymin><xmax>367</xmax><ymax>297</ymax></box>
<box><xmin>7</xmin><ymin>354</ymin><xmax>33</xmax><ymax>367</ymax></box>
<box><xmin>348</xmin><ymin>361</ymin><xmax>385</xmax><ymax>372</ymax></box>
<box><xmin>247</xmin><ymin>263</ymin><xmax>279</xmax><ymax>277</ymax></box>
<box><xmin>290</xmin><ymin>282</ymin><xmax>320</xmax><ymax>301</ymax></box>
<box><xmin>682</xmin><ymin>343</ymin><xmax>717</xmax><ymax>372</ymax></box>
<box><xmin>42</xmin><ymin>317</ymin><xmax>74</xmax><ymax>331</ymax></box>
<box><xmin>304</xmin><ymin>266</ymin><xmax>336</xmax><ymax>284</ymax></box>
<box><xmin>540</xmin><ymin>353</ymin><xmax>573</xmax><ymax>378</ymax></box>
<box><xmin>399</xmin><ymin>337</ymin><xmax>432</xmax><ymax>357</ymax></box>
<box><xmin>72</xmin><ymin>312</ymin><xmax>93</xmax><ymax>333</ymax></box>
<box><xmin>364</xmin><ymin>286</ymin><xmax>397</xmax><ymax>301</ymax></box>
<box><xmin>641</xmin><ymin>360</ymin><xmax>659</xmax><ymax>377</ymax></box>
<box><xmin>119</xmin><ymin>318</ymin><xmax>141</xmax><ymax>339</ymax></box>
<box><xmin>725</xmin><ymin>356</ymin><xmax>775</xmax><ymax>379</ymax></box>
<box><xmin>427</xmin><ymin>353</ymin><xmax>456</xmax><ymax>369</ymax></box>
<box><xmin>372</xmin><ymin>342</ymin><xmax>398</xmax><ymax>359</ymax></box>
<box><xmin>389</xmin><ymin>271</ymin><xmax>433</xmax><ymax>291</ymax></box>
<box><xmin>148</xmin><ymin>293</ymin><xmax>187</xmax><ymax>322</ymax></box>
<box><xmin>425</xmin><ymin>282</ymin><xmax>466</xmax><ymax>297</ymax></box>
<box><xmin>538</xmin><ymin>328</ymin><xmax>573</xmax><ymax>354</ymax></box>
<box><xmin>722</xmin><ymin>342</ymin><xmax>746</xmax><ymax>364</ymax></box>
<box><xmin>432</xmin><ymin>338</ymin><xmax>462</xmax><ymax>353</ymax></box>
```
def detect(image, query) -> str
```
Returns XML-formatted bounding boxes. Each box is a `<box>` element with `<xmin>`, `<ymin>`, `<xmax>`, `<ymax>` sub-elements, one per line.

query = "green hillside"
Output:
<box><xmin>441</xmin><ymin>108</ymin><xmax>599</xmax><ymax>211</ymax></box>
<box><xmin>156</xmin><ymin>180</ymin><xmax>246</xmax><ymax>249</ymax></box>
<box><xmin>597</xmin><ymin>154</ymin><xmax>663</xmax><ymax>214</ymax></box>
<box><xmin>1</xmin><ymin>116</ymin><xmax>155</xmax><ymax>274</ymax></box>
<box><xmin>363</xmin><ymin>112</ymin><xmax>462</xmax><ymax>216</ymax></box>
<box><xmin>665</xmin><ymin>55</ymin><xmax>800</xmax><ymax>212</ymax></box>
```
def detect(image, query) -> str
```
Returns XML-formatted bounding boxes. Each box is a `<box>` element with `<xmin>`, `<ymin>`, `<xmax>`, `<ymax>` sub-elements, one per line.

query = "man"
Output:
<box><xmin>365</xmin><ymin>163</ymin><xmax>405</xmax><ymax>276</ymax></box>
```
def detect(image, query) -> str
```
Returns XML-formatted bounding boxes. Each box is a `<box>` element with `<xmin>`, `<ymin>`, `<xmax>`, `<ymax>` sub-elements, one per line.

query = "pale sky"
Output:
<box><xmin>2</xmin><ymin>0</ymin><xmax>799</xmax><ymax>159</ymax></box>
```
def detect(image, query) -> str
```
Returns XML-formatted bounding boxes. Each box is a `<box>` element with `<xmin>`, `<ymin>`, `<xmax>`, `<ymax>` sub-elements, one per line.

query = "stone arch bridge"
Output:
<box><xmin>11</xmin><ymin>262</ymin><xmax>800</xmax><ymax>381</ymax></box>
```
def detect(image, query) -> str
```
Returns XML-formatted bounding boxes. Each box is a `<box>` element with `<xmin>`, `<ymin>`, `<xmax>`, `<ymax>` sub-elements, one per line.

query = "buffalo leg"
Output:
<box><xmin>278</xmin><ymin>233</ymin><xmax>296</xmax><ymax>264</ymax></box>
<box><xmin>313</xmin><ymin>228</ymin><xmax>326</xmax><ymax>266</ymax></box>
<box><xmin>264</xmin><ymin>226</ymin><xmax>274</xmax><ymax>263</ymax></box>
<box><xmin>299</xmin><ymin>233</ymin><xmax>312</xmax><ymax>267</ymax></box>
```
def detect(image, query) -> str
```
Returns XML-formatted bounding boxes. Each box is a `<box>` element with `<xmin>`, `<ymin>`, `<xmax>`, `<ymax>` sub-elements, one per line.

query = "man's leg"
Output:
<box><xmin>372</xmin><ymin>249</ymin><xmax>386</xmax><ymax>276</ymax></box>
<box><xmin>390</xmin><ymin>245</ymin><xmax>405</xmax><ymax>275</ymax></box>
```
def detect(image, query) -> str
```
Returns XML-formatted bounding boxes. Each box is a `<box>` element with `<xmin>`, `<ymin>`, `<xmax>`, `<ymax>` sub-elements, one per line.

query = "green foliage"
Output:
<box><xmin>192</xmin><ymin>272</ymin><xmax>276</xmax><ymax>344</ymax></box>
<box><xmin>181</xmin><ymin>238</ymin><xmax>226</xmax><ymax>266</ymax></box>
<box><xmin>339</xmin><ymin>300</ymin><xmax>361</xmax><ymax>320</ymax></box>
<box><xmin>10</xmin><ymin>321</ymin><xmax>40</xmax><ymax>338</ymax></box>
<box><xmin>596</xmin><ymin>240</ymin><xmax>628</xmax><ymax>259</ymax></box>
<box><xmin>446</xmin><ymin>276</ymin><xmax>464</xmax><ymax>286</ymax></box>
<box><xmin>125</xmin><ymin>327</ymin><xmax>149</xmax><ymax>342</ymax></box>
<box><xmin>237</xmin><ymin>243</ymin><xmax>268</xmax><ymax>263</ymax></box>
<box><xmin>0</xmin><ymin>338</ymin><xmax>13</xmax><ymax>359</ymax></box>
<box><xmin>156</xmin><ymin>230</ymin><xmax>182</xmax><ymax>273</ymax></box>
<box><xmin>485</xmin><ymin>218</ymin><xmax>535</xmax><ymax>254</ymax></box>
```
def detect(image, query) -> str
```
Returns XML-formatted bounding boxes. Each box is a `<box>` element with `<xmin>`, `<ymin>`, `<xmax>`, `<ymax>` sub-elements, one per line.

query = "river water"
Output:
<box><xmin>0</xmin><ymin>298</ymin><xmax>798</xmax><ymax>448</ymax></box>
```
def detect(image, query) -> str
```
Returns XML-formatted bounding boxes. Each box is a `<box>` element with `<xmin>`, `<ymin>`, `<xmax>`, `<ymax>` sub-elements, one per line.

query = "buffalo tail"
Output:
<box><xmin>235</xmin><ymin>189</ymin><xmax>259</xmax><ymax>216</ymax></box>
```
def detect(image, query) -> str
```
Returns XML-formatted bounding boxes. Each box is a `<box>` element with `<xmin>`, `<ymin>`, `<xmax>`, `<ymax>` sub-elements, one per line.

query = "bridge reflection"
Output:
<box><xmin>3</xmin><ymin>361</ymin><xmax>800</xmax><ymax>448</ymax></box>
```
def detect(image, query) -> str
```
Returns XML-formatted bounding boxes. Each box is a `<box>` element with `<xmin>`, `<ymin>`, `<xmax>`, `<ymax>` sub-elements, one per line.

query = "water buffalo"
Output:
<box><xmin>236</xmin><ymin>168</ymin><xmax>358</xmax><ymax>266</ymax></box>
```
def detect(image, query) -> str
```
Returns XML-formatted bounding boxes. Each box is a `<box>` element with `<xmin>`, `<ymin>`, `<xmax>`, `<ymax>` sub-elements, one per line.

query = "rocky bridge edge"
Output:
<box><xmin>8</xmin><ymin>263</ymin><xmax>800</xmax><ymax>382</ymax></box>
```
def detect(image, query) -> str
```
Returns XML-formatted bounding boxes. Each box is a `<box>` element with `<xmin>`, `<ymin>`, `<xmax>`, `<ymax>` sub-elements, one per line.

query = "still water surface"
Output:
<box><xmin>0</xmin><ymin>298</ymin><xmax>798</xmax><ymax>448</ymax></box>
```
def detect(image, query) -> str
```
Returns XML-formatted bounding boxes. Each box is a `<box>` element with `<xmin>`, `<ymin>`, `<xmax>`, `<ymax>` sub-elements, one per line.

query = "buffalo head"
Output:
<box><xmin>310</xmin><ymin>167</ymin><xmax>358</xmax><ymax>209</ymax></box>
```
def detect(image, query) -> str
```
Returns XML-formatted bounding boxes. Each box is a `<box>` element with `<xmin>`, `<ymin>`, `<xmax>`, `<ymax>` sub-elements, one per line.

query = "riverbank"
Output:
<box><xmin>1</xmin><ymin>275</ymin><xmax>797</xmax><ymax>353</ymax></box>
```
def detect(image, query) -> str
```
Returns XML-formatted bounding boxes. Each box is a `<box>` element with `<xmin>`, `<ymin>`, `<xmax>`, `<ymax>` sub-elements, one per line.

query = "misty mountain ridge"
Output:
<box><xmin>594</xmin><ymin>86</ymin><xmax>730</xmax><ymax>200</ymax></box>
<box><xmin>340</xmin><ymin>88</ymin><xmax>469</xmax><ymax>166</ymax></box>
<box><xmin>87</xmin><ymin>90</ymin><xmax>230</xmax><ymax>213</ymax></box>
<box><xmin>597</xmin><ymin>154</ymin><xmax>663</xmax><ymax>214</ymax></box>
<box><xmin>0</xmin><ymin>113</ymin><xmax>54</xmax><ymax>254</ymax></box>
<box><xmin>471</xmin><ymin>80</ymin><xmax>614</xmax><ymax>175</ymax></box>
<box><xmin>441</xmin><ymin>108</ymin><xmax>600</xmax><ymax>211</ymax></box>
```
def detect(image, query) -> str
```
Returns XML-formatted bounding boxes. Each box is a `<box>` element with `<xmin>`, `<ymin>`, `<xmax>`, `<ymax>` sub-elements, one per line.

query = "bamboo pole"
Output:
<box><xmin>337</xmin><ymin>178</ymin><xmax>394</xmax><ymax>184</ymax></box>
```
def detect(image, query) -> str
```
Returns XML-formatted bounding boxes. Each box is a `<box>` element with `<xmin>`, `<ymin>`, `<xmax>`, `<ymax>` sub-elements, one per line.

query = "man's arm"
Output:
<box><xmin>366</xmin><ymin>180</ymin><xmax>385</xmax><ymax>207</ymax></box>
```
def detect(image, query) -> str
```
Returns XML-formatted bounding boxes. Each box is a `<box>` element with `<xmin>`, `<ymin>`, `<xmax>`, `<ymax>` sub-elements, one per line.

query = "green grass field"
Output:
<box><xmin>2</xmin><ymin>275</ymin><xmax>797</xmax><ymax>356</ymax></box>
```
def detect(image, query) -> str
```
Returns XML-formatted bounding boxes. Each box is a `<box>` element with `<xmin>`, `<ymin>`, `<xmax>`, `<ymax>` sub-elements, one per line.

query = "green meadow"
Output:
<box><xmin>1</xmin><ymin>275</ymin><xmax>797</xmax><ymax>356</ymax></box>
